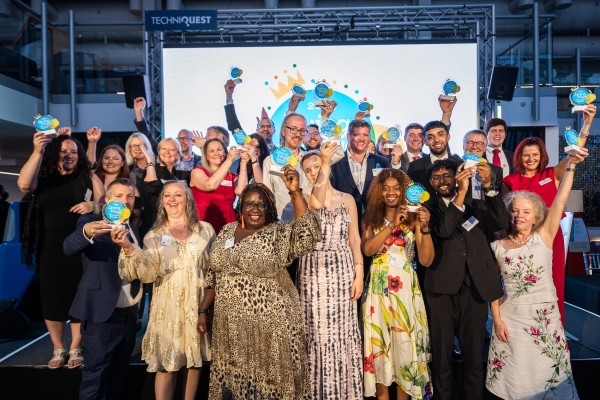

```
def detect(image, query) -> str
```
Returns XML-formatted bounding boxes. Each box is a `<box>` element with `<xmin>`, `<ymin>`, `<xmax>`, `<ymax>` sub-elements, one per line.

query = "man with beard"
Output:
<box><xmin>302</xmin><ymin>124</ymin><xmax>322</xmax><ymax>151</ymax></box>
<box><xmin>174</xmin><ymin>129</ymin><xmax>201</xmax><ymax>171</ymax></box>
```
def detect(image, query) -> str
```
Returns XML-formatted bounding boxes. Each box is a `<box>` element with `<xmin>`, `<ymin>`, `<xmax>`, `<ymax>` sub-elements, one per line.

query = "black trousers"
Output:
<box><xmin>424</xmin><ymin>283</ymin><xmax>488</xmax><ymax>400</ymax></box>
<box><xmin>80</xmin><ymin>306</ymin><xmax>137</xmax><ymax>400</ymax></box>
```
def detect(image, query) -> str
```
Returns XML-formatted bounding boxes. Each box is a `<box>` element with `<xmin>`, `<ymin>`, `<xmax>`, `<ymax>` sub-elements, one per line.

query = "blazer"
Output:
<box><xmin>330</xmin><ymin>152</ymin><xmax>391</xmax><ymax>222</ymax></box>
<box><xmin>399</xmin><ymin>152</ymin><xmax>410</xmax><ymax>173</ymax></box>
<box><xmin>422</xmin><ymin>193</ymin><xmax>509</xmax><ymax>302</ymax></box>
<box><xmin>224</xmin><ymin>104</ymin><xmax>243</xmax><ymax>133</ymax></box>
<box><xmin>64</xmin><ymin>215</ymin><xmax>140</xmax><ymax>323</ymax></box>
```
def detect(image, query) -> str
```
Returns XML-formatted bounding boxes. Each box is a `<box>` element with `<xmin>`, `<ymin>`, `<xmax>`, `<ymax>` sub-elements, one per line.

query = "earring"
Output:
<box><xmin>241</xmin><ymin>215</ymin><xmax>246</xmax><ymax>229</ymax></box>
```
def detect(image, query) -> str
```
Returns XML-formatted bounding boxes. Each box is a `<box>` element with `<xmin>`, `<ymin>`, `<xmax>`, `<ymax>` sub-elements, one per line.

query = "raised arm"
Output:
<box><xmin>282</xmin><ymin>166</ymin><xmax>308</xmax><ymax>219</ymax></box>
<box><xmin>18</xmin><ymin>132</ymin><xmax>52</xmax><ymax>194</ymax></box>
<box><xmin>234</xmin><ymin>150</ymin><xmax>250</xmax><ymax>196</ymax></box>
<box><xmin>86</xmin><ymin>126</ymin><xmax>101</xmax><ymax>167</ymax></box>
<box><xmin>439</xmin><ymin>95</ymin><xmax>457</xmax><ymax>126</ymax></box>
<box><xmin>308</xmin><ymin>141</ymin><xmax>337</xmax><ymax>210</ymax></box>
<box><xmin>224</xmin><ymin>79</ymin><xmax>243</xmax><ymax>132</ymax></box>
<box><xmin>554</xmin><ymin>105</ymin><xmax>594</xmax><ymax>184</ymax></box>
<box><xmin>190</xmin><ymin>148</ymin><xmax>241</xmax><ymax>191</ymax></box>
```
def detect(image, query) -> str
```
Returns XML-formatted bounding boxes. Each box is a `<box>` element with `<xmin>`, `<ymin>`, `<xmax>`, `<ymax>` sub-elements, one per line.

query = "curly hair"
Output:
<box><xmin>235</xmin><ymin>183</ymin><xmax>279</xmax><ymax>225</ymax></box>
<box><xmin>39</xmin><ymin>135</ymin><xmax>92</xmax><ymax>179</ymax></box>
<box><xmin>151</xmin><ymin>181</ymin><xmax>203</xmax><ymax>234</ymax></box>
<box><xmin>363</xmin><ymin>168</ymin><xmax>416</xmax><ymax>231</ymax></box>
<box><xmin>504</xmin><ymin>190</ymin><xmax>548</xmax><ymax>234</ymax></box>
<box><xmin>95</xmin><ymin>145</ymin><xmax>130</xmax><ymax>183</ymax></box>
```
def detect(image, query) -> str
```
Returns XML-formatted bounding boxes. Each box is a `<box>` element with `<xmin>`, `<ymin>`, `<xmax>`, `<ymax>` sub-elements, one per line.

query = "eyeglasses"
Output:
<box><xmin>244</xmin><ymin>202</ymin><xmax>267</xmax><ymax>211</ymax></box>
<box><xmin>258</xmin><ymin>124</ymin><xmax>273</xmax><ymax>130</ymax></box>
<box><xmin>466</xmin><ymin>141</ymin><xmax>486</xmax><ymax>148</ymax></box>
<box><xmin>130</xmin><ymin>144</ymin><xmax>144</xmax><ymax>149</ymax></box>
<box><xmin>177</xmin><ymin>137</ymin><xmax>192</xmax><ymax>142</ymax></box>
<box><xmin>430</xmin><ymin>173</ymin><xmax>454</xmax><ymax>182</ymax></box>
<box><xmin>305</xmin><ymin>130</ymin><xmax>320</xmax><ymax>137</ymax></box>
<box><xmin>285</xmin><ymin>126</ymin><xmax>307</xmax><ymax>136</ymax></box>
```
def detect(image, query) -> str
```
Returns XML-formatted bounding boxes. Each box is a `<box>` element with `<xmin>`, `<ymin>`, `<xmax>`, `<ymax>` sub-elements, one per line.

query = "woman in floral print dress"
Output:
<box><xmin>361</xmin><ymin>169</ymin><xmax>435</xmax><ymax>400</ymax></box>
<box><xmin>486</xmin><ymin>153</ymin><xmax>586</xmax><ymax>399</ymax></box>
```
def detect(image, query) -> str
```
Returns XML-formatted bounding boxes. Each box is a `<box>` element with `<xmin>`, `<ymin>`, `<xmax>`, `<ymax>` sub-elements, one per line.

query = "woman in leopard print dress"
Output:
<box><xmin>199</xmin><ymin>167</ymin><xmax>322</xmax><ymax>399</ymax></box>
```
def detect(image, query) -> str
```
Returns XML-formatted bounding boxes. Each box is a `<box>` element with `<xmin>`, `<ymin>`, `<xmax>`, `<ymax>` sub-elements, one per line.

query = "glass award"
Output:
<box><xmin>383</xmin><ymin>125</ymin><xmax>406</xmax><ymax>150</ymax></box>
<box><xmin>564</xmin><ymin>126</ymin><xmax>583</xmax><ymax>155</ymax></box>
<box><xmin>230</xmin><ymin>66</ymin><xmax>243</xmax><ymax>84</ymax></box>
<box><xmin>269</xmin><ymin>146</ymin><xmax>297</xmax><ymax>176</ymax></box>
<box><xmin>102</xmin><ymin>200</ymin><xmax>131</xmax><ymax>227</ymax></box>
<box><xmin>291</xmin><ymin>84</ymin><xmax>306</xmax><ymax>100</ymax></box>
<box><xmin>440</xmin><ymin>78</ymin><xmax>461</xmax><ymax>101</ymax></box>
<box><xmin>569</xmin><ymin>87</ymin><xmax>595</xmax><ymax>113</ymax></box>
<box><xmin>358</xmin><ymin>100</ymin><xmax>374</xmax><ymax>117</ymax></box>
<box><xmin>313</xmin><ymin>81</ymin><xmax>333</xmax><ymax>107</ymax></box>
<box><xmin>405</xmin><ymin>182</ymin><xmax>430</xmax><ymax>212</ymax></box>
<box><xmin>320</xmin><ymin>118</ymin><xmax>342</xmax><ymax>144</ymax></box>
<box><xmin>462</xmin><ymin>152</ymin><xmax>486</xmax><ymax>169</ymax></box>
<box><xmin>232</xmin><ymin>129</ymin><xmax>251</xmax><ymax>151</ymax></box>
<box><xmin>33</xmin><ymin>114</ymin><xmax>59</xmax><ymax>138</ymax></box>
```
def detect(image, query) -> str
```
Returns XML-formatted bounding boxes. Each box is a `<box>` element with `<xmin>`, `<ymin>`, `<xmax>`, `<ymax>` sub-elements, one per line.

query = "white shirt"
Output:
<box><xmin>442</xmin><ymin>195</ymin><xmax>465</xmax><ymax>212</ymax></box>
<box><xmin>407</xmin><ymin>152</ymin><xmax>423</xmax><ymax>163</ymax></box>
<box><xmin>486</xmin><ymin>146</ymin><xmax>510</xmax><ymax>178</ymax></box>
<box><xmin>430</xmin><ymin>152</ymin><xmax>449</xmax><ymax>163</ymax></box>
<box><xmin>347</xmin><ymin>150</ymin><xmax>369</xmax><ymax>194</ymax></box>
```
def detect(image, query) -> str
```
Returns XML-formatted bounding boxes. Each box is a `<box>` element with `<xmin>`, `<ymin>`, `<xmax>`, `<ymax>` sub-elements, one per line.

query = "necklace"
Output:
<box><xmin>508</xmin><ymin>234</ymin><xmax>531</xmax><ymax>245</ymax></box>
<box><xmin>168</xmin><ymin>222</ymin><xmax>188</xmax><ymax>240</ymax></box>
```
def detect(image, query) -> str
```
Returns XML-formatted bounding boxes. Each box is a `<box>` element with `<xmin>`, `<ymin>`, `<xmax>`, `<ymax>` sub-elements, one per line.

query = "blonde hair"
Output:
<box><xmin>504</xmin><ymin>190</ymin><xmax>548</xmax><ymax>233</ymax></box>
<box><xmin>157</xmin><ymin>138</ymin><xmax>181</xmax><ymax>164</ymax></box>
<box><xmin>151</xmin><ymin>181</ymin><xmax>202</xmax><ymax>234</ymax></box>
<box><xmin>124</xmin><ymin>132</ymin><xmax>154</xmax><ymax>166</ymax></box>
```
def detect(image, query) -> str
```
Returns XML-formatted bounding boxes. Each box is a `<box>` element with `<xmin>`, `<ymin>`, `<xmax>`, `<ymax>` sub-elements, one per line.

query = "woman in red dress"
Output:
<box><xmin>502</xmin><ymin>104</ymin><xmax>595</xmax><ymax>321</ymax></box>
<box><xmin>191</xmin><ymin>138</ymin><xmax>250</xmax><ymax>234</ymax></box>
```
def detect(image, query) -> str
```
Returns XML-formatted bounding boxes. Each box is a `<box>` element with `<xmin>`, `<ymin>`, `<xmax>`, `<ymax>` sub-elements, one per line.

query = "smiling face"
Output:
<box><xmin>405</xmin><ymin>128</ymin><xmax>424</xmax><ymax>153</ymax></box>
<box><xmin>257</xmin><ymin>118</ymin><xmax>275</xmax><ymax>142</ymax></box>
<box><xmin>159</xmin><ymin>141</ymin><xmax>179</xmax><ymax>166</ymax></box>
<box><xmin>206</xmin><ymin>140</ymin><xmax>226</xmax><ymax>169</ymax></box>
<box><xmin>487</xmin><ymin>124</ymin><xmax>507</xmax><ymax>149</ymax></box>
<box><xmin>129</xmin><ymin>137</ymin><xmax>146</xmax><ymax>161</ymax></box>
<box><xmin>242</xmin><ymin>189</ymin><xmax>268</xmax><ymax>229</ymax></box>
<box><xmin>382</xmin><ymin>177</ymin><xmax>402</xmax><ymax>208</ymax></box>
<box><xmin>162</xmin><ymin>183</ymin><xmax>187</xmax><ymax>220</ymax></box>
<box><xmin>302</xmin><ymin>154</ymin><xmax>321</xmax><ymax>185</ymax></box>
<box><xmin>177</xmin><ymin>129</ymin><xmax>192</xmax><ymax>153</ymax></box>
<box><xmin>464</xmin><ymin>133</ymin><xmax>487</xmax><ymax>157</ymax></box>
<box><xmin>58</xmin><ymin>139</ymin><xmax>79</xmax><ymax>174</ymax></box>
<box><xmin>430</xmin><ymin>167</ymin><xmax>456</xmax><ymax>198</ymax></box>
<box><xmin>107</xmin><ymin>183</ymin><xmax>135</xmax><ymax>210</ymax></box>
<box><xmin>367</xmin><ymin>141</ymin><xmax>376</xmax><ymax>153</ymax></box>
<box><xmin>426</xmin><ymin>127</ymin><xmax>450</xmax><ymax>157</ymax></box>
<box><xmin>521</xmin><ymin>145</ymin><xmax>541</xmax><ymax>173</ymax></box>
<box><xmin>281</xmin><ymin>115</ymin><xmax>306</xmax><ymax>150</ymax></box>
<box><xmin>303</xmin><ymin>126</ymin><xmax>322</xmax><ymax>150</ymax></box>
<box><xmin>250</xmin><ymin>138</ymin><xmax>261</xmax><ymax>159</ymax></box>
<box><xmin>102</xmin><ymin>149</ymin><xmax>124</xmax><ymax>175</ymax></box>
<box><xmin>348</xmin><ymin>126</ymin><xmax>371</xmax><ymax>154</ymax></box>
<box><xmin>510</xmin><ymin>198</ymin><xmax>536</xmax><ymax>233</ymax></box>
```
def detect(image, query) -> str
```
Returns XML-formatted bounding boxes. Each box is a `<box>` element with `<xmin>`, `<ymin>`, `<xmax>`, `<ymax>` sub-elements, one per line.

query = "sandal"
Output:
<box><xmin>48</xmin><ymin>348</ymin><xmax>67</xmax><ymax>369</ymax></box>
<box><xmin>67</xmin><ymin>348</ymin><xmax>84</xmax><ymax>369</ymax></box>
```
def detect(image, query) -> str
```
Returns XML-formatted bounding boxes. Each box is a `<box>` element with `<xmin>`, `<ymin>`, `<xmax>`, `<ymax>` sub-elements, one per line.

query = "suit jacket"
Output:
<box><xmin>330</xmin><ymin>152</ymin><xmax>391</xmax><ymax>222</ymax></box>
<box><xmin>64</xmin><ymin>215</ymin><xmax>140</xmax><ymax>323</ymax></box>
<box><xmin>399</xmin><ymin>152</ymin><xmax>410</xmax><ymax>173</ymax></box>
<box><xmin>422</xmin><ymin>194</ymin><xmax>509</xmax><ymax>302</ymax></box>
<box><xmin>224</xmin><ymin>104</ymin><xmax>243</xmax><ymax>133</ymax></box>
<box><xmin>407</xmin><ymin>153</ymin><xmax>463</xmax><ymax>195</ymax></box>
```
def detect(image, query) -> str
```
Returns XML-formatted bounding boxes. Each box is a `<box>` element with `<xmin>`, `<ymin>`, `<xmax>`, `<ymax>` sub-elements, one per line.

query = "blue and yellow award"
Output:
<box><xmin>569</xmin><ymin>87</ymin><xmax>595</xmax><ymax>113</ymax></box>
<box><xmin>406</xmin><ymin>182</ymin><xmax>430</xmax><ymax>212</ymax></box>
<box><xmin>564</xmin><ymin>126</ymin><xmax>584</xmax><ymax>156</ymax></box>
<box><xmin>320</xmin><ymin>118</ymin><xmax>343</xmax><ymax>144</ymax></box>
<box><xmin>358</xmin><ymin>100</ymin><xmax>374</xmax><ymax>117</ymax></box>
<box><xmin>269</xmin><ymin>146</ymin><xmax>297</xmax><ymax>176</ymax></box>
<box><xmin>102</xmin><ymin>200</ymin><xmax>131</xmax><ymax>227</ymax></box>
<box><xmin>462</xmin><ymin>152</ymin><xmax>486</xmax><ymax>170</ymax></box>
<box><xmin>313</xmin><ymin>81</ymin><xmax>333</xmax><ymax>107</ymax></box>
<box><xmin>382</xmin><ymin>125</ymin><xmax>405</xmax><ymax>150</ymax></box>
<box><xmin>232</xmin><ymin>129</ymin><xmax>251</xmax><ymax>151</ymax></box>
<box><xmin>33</xmin><ymin>114</ymin><xmax>59</xmax><ymax>138</ymax></box>
<box><xmin>230</xmin><ymin>66</ymin><xmax>243</xmax><ymax>84</ymax></box>
<box><xmin>440</xmin><ymin>78</ymin><xmax>461</xmax><ymax>101</ymax></box>
<box><xmin>291</xmin><ymin>84</ymin><xmax>306</xmax><ymax>100</ymax></box>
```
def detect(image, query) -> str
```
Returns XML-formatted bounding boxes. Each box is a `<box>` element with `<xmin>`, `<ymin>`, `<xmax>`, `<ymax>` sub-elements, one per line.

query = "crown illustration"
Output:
<box><xmin>270</xmin><ymin>71</ymin><xmax>306</xmax><ymax>100</ymax></box>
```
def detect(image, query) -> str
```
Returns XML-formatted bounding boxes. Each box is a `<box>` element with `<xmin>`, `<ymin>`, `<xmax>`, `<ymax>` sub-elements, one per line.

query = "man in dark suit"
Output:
<box><xmin>330</xmin><ymin>119</ymin><xmax>391</xmax><ymax>223</ymax></box>
<box><xmin>462</xmin><ymin>129</ymin><xmax>505</xmax><ymax>199</ymax></box>
<box><xmin>484</xmin><ymin>118</ymin><xmax>514</xmax><ymax>177</ymax></box>
<box><xmin>394</xmin><ymin>123</ymin><xmax>425</xmax><ymax>172</ymax></box>
<box><xmin>422</xmin><ymin>159</ymin><xmax>509</xmax><ymax>400</ymax></box>
<box><xmin>64</xmin><ymin>178</ymin><xmax>141</xmax><ymax>400</ymax></box>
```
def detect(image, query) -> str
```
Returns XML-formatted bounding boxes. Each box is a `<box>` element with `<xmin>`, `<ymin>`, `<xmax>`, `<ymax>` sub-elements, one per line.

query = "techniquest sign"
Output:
<box><xmin>145</xmin><ymin>10</ymin><xmax>217</xmax><ymax>31</ymax></box>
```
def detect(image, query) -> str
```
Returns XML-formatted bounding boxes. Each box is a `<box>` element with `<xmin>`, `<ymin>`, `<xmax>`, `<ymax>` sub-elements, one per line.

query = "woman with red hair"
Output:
<box><xmin>502</xmin><ymin>104</ymin><xmax>595</xmax><ymax>321</ymax></box>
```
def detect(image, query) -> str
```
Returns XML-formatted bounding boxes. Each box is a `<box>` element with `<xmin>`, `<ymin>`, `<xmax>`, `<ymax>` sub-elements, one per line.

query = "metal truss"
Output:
<box><xmin>147</xmin><ymin>5</ymin><xmax>496</xmax><ymax>137</ymax></box>
<box><xmin>144</xmin><ymin>31</ymin><xmax>164</xmax><ymax>143</ymax></box>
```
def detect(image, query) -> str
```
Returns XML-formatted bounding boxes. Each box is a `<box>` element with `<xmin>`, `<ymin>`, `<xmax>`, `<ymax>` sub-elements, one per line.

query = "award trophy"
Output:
<box><xmin>230</xmin><ymin>67</ymin><xmax>243</xmax><ymax>84</ymax></box>
<box><xmin>291</xmin><ymin>84</ymin><xmax>306</xmax><ymax>100</ymax></box>
<box><xmin>269</xmin><ymin>146</ymin><xmax>297</xmax><ymax>176</ymax></box>
<box><xmin>358</xmin><ymin>100</ymin><xmax>374</xmax><ymax>117</ymax></box>
<box><xmin>462</xmin><ymin>152</ymin><xmax>486</xmax><ymax>170</ymax></box>
<box><xmin>564</xmin><ymin>126</ymin><xmax>584</xmax><ymax>156</ymax></box>
<box><xmin>232</xmin><ymin>129</ymin><xmax>251</xmax><ymax>151</ymax></box>
<box><xmin>569</xmin><ymin>87</ymin><xmax>595</xmax><ymax>113</ymax></box>
<box><xmin>405</xmin><ymin>182</ymin><xmax>430</xmax><ymax>212</ymax></box>
<box><xmin>33</xmin><ymin>114</ymin><xmax>59</xmax><ymax>138</ymax></box>
<box><xmin>440</xmin><ymin>79</ymin><xmax>461</xmax><ymax>101</ymax></box>
<box><xmin>383</xmin><ymin>126</ymin><xmax>406</xmax><ymax>150</ymax></box>
<box><xmin>320</xmin><ymin>119</ymin><xmax>342</xmax><ymax>144</ymax></box>
<box><xmin>313</xmin><ymin>81</ymin><xmax>333</xmax><ymax>106</ymax></box>
<box><xmin>102</xmin><ymin>200</ymin><xmax>131</xmax><ymax>227</ymax></box>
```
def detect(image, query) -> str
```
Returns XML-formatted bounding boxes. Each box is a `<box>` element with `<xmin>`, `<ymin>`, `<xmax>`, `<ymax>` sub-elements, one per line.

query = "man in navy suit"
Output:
<box><xmin>483</xmin><ymin>118</ymin><xmax>515</xmax><ymax>177</ymax></box>
<box><xmin>330</xmin><ymin>119</ymin><xmax>391</xmax><ymax>224</ymax></box>
<box><xmin>64</xmin><ymin>178</ymin><xmax>141</xmax><ymax>400</ymax></box>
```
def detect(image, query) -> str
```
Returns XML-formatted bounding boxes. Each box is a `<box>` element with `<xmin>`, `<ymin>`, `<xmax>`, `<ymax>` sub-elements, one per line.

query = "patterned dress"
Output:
<box><xmin>297</xmin><ymin>204</ymin><xmax>363</xmax><ymax>399</ymax></box>
<box><xmin>487</xmin><ymin>233</ymin><xmax>578</xmax><ymax>399</ymax></box>
<box><xmin>362</xmin><ymin>223</ymin><xmax>433</xmax><ymax>398</ymax></box>
<box><xmin>118</xmin><ymin>222</ymin><xmax>216</xmax><ymax>372</ymax></box>
<box><xmin>207</xmin><ymin>209</ymin><xmax>322</xmax><ymax>400</ymax></box>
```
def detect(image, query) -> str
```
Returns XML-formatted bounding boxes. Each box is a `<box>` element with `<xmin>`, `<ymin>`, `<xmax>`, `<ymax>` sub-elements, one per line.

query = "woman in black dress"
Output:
<box><xmin>19</xmin><ymin>133</ymin><xmax>105</xmax><ymax>369</ymax></box>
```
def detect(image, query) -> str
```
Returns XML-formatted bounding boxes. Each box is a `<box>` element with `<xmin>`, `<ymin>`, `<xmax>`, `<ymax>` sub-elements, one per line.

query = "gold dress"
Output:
<box><xmin>118</xmin><ymin>221</ymin><xmax>216</xmax><ymax>372</ymax></box>
<box><xmin>207</xmin><ymin>209</ymin><xmax>322</xmax><ymax>399</ymax></box>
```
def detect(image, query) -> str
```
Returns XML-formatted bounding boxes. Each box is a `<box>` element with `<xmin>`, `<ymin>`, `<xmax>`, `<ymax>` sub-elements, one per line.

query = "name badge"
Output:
<box><xmin>372</xmin><ymin>168</ymin><xmax>382</xmax><ymax>176</ymax></box>
<box><xmin>344</xmin><ymin>213</ymin><xmax>352</xmax><ymax>223</ymax></box>
<box><xmin>84</xmin><ymin>188</ymin><xmax>92</xmax><ymax>202</ymax></box>
<box><xmin>539</xmin><ymin>177</ymin><xmax>552</xmax><ymax>186</ymax></box>
<box><xmin>160</xmin><ymin>235</ymin><xmax>172</xmax><ymax>246</ymax></box>
<box><xmin>388</xmin><ymin>254</ymin><xmax>404</xmax><ymax>269</ymax></box>
<box><xmin>462</xmin><ymin>216</ymin><xmax>479</xmax><ymax>232</ymax></box>
<box><xmin>224</xmin><ymin>237</ymin><xmax>235</xmax><ymax>249</ymax></box>
<box><xmin>221</xmin><ymin>180</ymin><xmax>233</xmax><ymax>187</ymax></box>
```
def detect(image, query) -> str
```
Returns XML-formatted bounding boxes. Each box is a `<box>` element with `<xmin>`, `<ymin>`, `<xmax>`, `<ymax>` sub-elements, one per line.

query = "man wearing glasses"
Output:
<box><xmin>462</xmin><ymin>130</ymin><xmax>504</xmax><ymax>199</ymax></box>
<box><xmin>175</xmin><ymin>129</ymin><xmax>202</xmax><ymax>171</ymax></box>
<box><xmin>303</xmin><ymin>124</ymin><xmax>322</xmax><ymax>151</ymax></box>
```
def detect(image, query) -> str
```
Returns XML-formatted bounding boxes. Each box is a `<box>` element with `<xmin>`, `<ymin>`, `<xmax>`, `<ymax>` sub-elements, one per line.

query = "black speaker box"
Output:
<box><xmin>487</xmin><ymin>66</ymin><xmax>519</xmax><ymax>101</ymax></box>
<box><xmin>122</xmin><ymin>74</ymin><xmax>152</xmax><ymax>109</ymax></box>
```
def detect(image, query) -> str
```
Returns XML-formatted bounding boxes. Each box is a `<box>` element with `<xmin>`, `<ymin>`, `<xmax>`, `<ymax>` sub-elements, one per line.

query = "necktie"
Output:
<box><xmin>413</xmin><ymin>155</ymin><xmax>420</xmax><ymax>161</ymax></box>
<box><xmin>492</xmin><ymin>149</ymin><xmax>501</xmax><ymax>167</ymax></box>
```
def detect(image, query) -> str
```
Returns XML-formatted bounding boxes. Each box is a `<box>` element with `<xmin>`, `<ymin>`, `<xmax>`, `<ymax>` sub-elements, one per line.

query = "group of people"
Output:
<box><xmin>17</xmin><ymin>75</ymin><xmax>597</xmax><ymax>400</ymax></box>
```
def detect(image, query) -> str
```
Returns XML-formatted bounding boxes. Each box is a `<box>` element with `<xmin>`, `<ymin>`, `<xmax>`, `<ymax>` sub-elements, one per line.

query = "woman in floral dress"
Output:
<box><xmin>486</xmin><ymin>153</ymin><xmax>586</xmax><ymax>399</ymax></box>
<box><xmin>361</xmin><ymin>169</ymin><xmax>435</xmax><ymax>400</ymax></box>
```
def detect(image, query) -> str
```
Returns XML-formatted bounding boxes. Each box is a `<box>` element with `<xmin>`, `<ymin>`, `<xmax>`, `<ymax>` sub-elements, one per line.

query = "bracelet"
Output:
<box><xmin>146</xmin><ymin>161</ymin><xmax>156</xmax><ymax>168</ymax></box>
<box><xmin>252</xmin><ymin>160</ymin><xmax>258</xmax><ymax>165</ymax></box>
<box><xmin>579</xmin><ymin>131</ymin><xmax>589</xmax><ymax>138</ymax></box>
<box><xmin>354</xmin><ymin>262</ymin><xmax>363</xmax><ymax>267</ymax></box>
<box><xmin>565</xmin><ymin>167</ymin><xmax>575</xmax><ymax>172</ymax></box>
<box><xmin>495</xmin><ymin>320</ymin><xmax>503</xmax><ymax>328</ymax></box>
<box><xmin>420</xmin><ymin>229</ymin><xmax>431</xmax><ymax>235</ymax></box>
<box><xmin>198</xmin><ymin>308</ymin><xmax>210</xmax><ymax>314</ymax></box>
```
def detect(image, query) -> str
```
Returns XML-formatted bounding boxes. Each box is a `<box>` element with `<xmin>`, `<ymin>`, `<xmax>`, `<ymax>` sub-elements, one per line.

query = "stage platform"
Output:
<box><xmin>0</xmin><ymin>303</ymin><xmax>598</xmax><ymax>399</ymax></box>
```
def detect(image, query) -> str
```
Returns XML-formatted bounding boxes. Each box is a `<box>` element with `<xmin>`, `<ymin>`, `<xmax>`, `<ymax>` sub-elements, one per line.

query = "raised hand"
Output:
<box><xmin>224</xmin><ymin>79</ymin><xmax>236</xmax><ymax>100</ymax></box>
<box><xmin>288</xmin><ymin>94</ymin><xmax>304</xmax><ymax>113</ymax></box>
<box><xmin>86</xmin><ymin>126</ymin><xmax>101</xmax><ymax>144</ymax></box>
<box><xmin>354</xmin><ymin>111</ymin><xmax>368</xmax><ymax>120</ymax></box>
<box><xmin>454</xmin><ymin>163</ymin><xmax>472</xmax><ymax>194</ymax></box>
<box><xmin>416</xmin><ymin>206</ymin><xmax>431</xmax><ymax>230</ymax></box>
<box><xmin>391</xmin><ymin>144</ymin><xmax>403</xmax><ymax>165</ymax></box>
<box><xmin>281</xmin><ymin>165</ymin><xmax>301</xmax><ymax>193</ymax></box>
<box><xmin>242</xmin><ymin>144</ymin><xmax>257</xmax><ymax>162</ymax></box>
<box><xmin>317</xmin><ymin>100</ymin><xmax>338</xmax><ymax>119</ymax></box>
<box><xmin>438</xmin><ymin>95</ymin><xmax>457</xmax><ymax>114</ymax></box>
<box><xmin>84</xmin><ymin>220</ymin><xmax>113</xmax><ymax>239</ymax></box>
<box><xmin>582</xmin><ymin>104</ymin><xmax>596</xmax><ymax>126</ymax></box>
<box><xmin>191</xmin><ymin>130</ymin><xmax>205</xmax><ymax>149</ymax></box>
<box><xmin>475</xmin><ymin>162</ymin><xmax>492</xmax><ymax>187</ymax></box>
<box><xmin>227</xmin><ymin>147</ymin><xmax>241</xmax><ymax>162</ymax></box>
<box><xmin>320</xmin><ymin>141</ymin><xmax>338</xmax><ymax>164</ymax></box>
<box><xmin>568</xmin><ymin>147</ymin><xmax>588</xmax><ymax>165</ymax></box>
<box><xmin>33</xmin><ymin>132</ymin><xmax>52</xmax><ymax>154</ymax></box>
<box><xmin>133</xmin><ymin>97</ymin><xmax>146</xmax><ymax>113</ymax></box>
<box><xmin>57</xmin><ymin>127</ymin><xmax>72</xmax><ymax>136</ymax></box>
<box><xmin>240</xmin><ymin>149</ymin><xmax>251</xmax><ymax>164</ymax></box>
<box><xmin>392</xmin><ymin>205</ymin><xmax>409</xmax><ymax>229</ymax></box>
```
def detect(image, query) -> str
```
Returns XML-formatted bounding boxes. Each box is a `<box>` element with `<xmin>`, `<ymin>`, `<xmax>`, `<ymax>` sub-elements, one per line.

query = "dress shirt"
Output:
<box><xmin>442</xmin><ymin>195</ymin><xmax>465</xmax><ymax>212</ymax></box>
<box><xmin>486</xmin><ymin>146</ymin><xmax>510</xmax><ymax>178</ymax></box>
<box><xmin>430</xmin><ymin>152</ymin><xmax>449</xmax><ymax>163</ymax></box>
<box><xmin>347</xmin><ymin>150</ymin><xmax>369</xmax><ymax>194</ymax></box>
<box><xmin>407</xmin><ymin>152</ymin><xmax>423</xmax><ymax>162</ymax></box>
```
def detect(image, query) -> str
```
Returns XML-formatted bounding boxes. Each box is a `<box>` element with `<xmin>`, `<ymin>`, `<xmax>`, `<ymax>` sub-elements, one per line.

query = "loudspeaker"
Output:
<box><xmin>122</xmin><ymin>74</ymin><xmax>152</xmax><ymax>109</ymax></box>
<box><xmin>487</xmin><ymin>66</ymin><xmax>519</xmax><ymax>101</ymax></box>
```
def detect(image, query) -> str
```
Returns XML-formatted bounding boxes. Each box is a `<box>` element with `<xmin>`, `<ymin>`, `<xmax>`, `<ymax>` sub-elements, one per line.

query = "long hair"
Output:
<box><xmin>95</xmin><ymin>145</ymin><xmax>130</xmax><ymax>183</ymax></box>
<box><xmin>39</xmin><ymin>135</ymin><xmax>92</xmax><ymax>179</ymax></box>
<box><xmin>239</xmin><ymin>133</ymin><xmax>269</xmax><ymax>180</ymax></box>
<box><xmin>363</xmin><ymin>168</ymin><xmax>416</xmax><ymax>231</ymax></box>
<box><xmin>235</xmin><ymin>183</ymin><xmax>279</xmax><ymax>224</ymax></box>
<box><xmin>125</xmin><ymin>132</ymin><xmax>154</xmax><ymax>166</ymax></box>
<box><xmin>150</xmin><ymin>181</ymin><xmax>202</xmax><ymax>234</ymax></box>
<box><xmin>201</xmin><ymin>138</ymin><xmax>228</xmax><ymax>174</ymax></box>
<box><xmin>513</xmin><ymin>137</ymin><xmax>549</xmax><ymax>175</ymax></box>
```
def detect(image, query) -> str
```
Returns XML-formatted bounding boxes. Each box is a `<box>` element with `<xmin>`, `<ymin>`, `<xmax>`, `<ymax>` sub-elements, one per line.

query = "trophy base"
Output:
<box><xmin>571</xmin><ymin>105</ymin><xmax>587</xmax><ymax>113</ymax></box>
<box><xmin>384</xmin><ymin>143</ymin><xmax>398</xmax><ymax>149</ymax></box>
<box><xmin>233</xmin><ymin>78</ymin><xmax>243</xmax><ymax>85</ymax></box>
<box><xmin>463</xmin><ymin>159</ymin><xmax>479</xmax><ymax>169</ymax></box>
<box><xmin>407</xmin><ymin>205</ymin><xmax>420</xmax><ymax>213</ymax></box>
<box><xmin>440</xmin><ymin>95</ymin><xmax>455</xmax><ymax>101</ymax></box>
<box><xmin>322</xmin><ymin>137</ymin><xmax>340</xmax><ymax>145</ymax></box>
<box><xmin>564</xmin><ymin>144</ymin><xmax>583</xmax><ymax>156</ymax></box>
<box><xmin>293</xmin><ymin>93</ymin><xmax>306</xmax><ymax>100</ymax></box>
<box><xmin>39</xmin><ymin>129</ymin><xmax>57</xmax><ymax>138</ymax></box>
<box><xmin>315</xmin><ymin>100</ymin><xmax>326</xmax><ymax>107</ymax></box>
<box><xmin>269</xmin><ymin>165</ymin><xmax>285</xmax><ymax>177</ymax></box>
<box><xmin>232</xmin><ymin>145</ymin><xmax>250</xmax><ymax>151</ymax></box>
